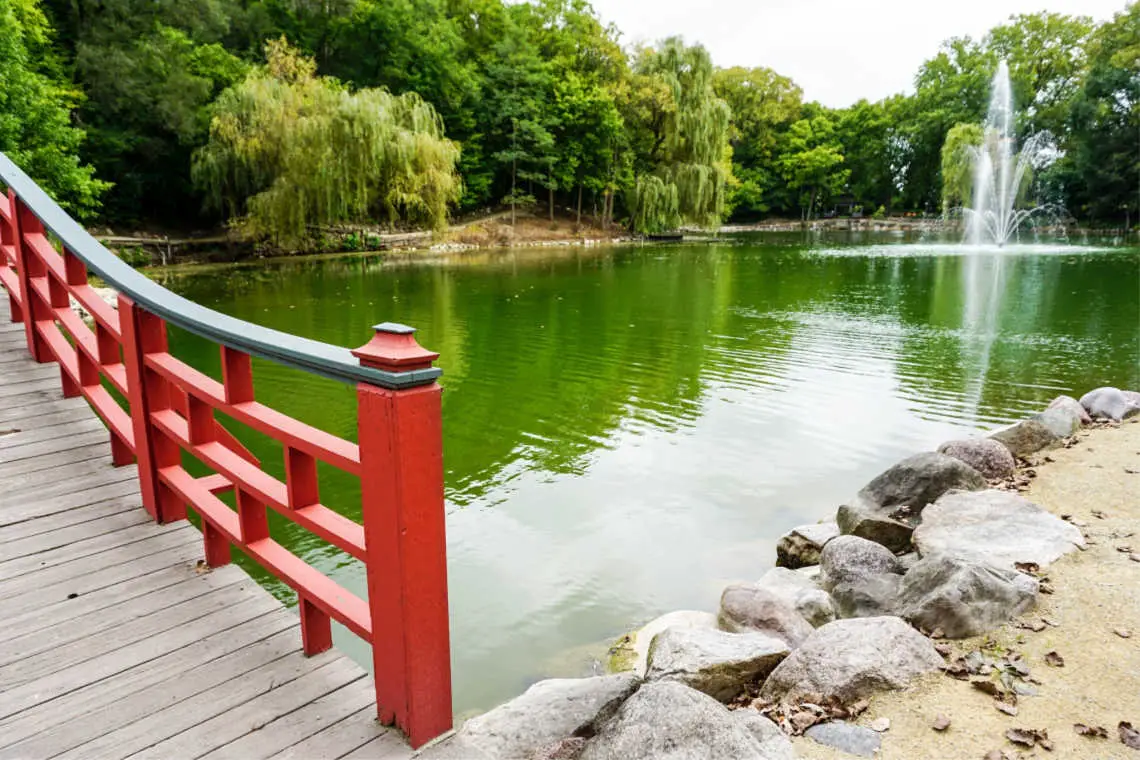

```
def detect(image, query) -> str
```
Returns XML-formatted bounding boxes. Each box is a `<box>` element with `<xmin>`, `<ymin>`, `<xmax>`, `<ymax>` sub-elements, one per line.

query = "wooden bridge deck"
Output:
<box><xmin>0</xmin><ymin>302</ymin><xmax>414</xmax><ymax>760</ymax></box>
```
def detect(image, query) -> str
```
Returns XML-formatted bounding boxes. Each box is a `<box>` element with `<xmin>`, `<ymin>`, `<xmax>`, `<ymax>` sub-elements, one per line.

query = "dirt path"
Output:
<box><xmin>791</xmin><ymin>419</ymin><xmax>1140</xmax><ymax>759</ymax></box>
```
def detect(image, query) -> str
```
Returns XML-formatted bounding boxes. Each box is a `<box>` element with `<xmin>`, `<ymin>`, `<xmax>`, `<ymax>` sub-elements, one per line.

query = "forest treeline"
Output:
<box><xmin>1</xmin><ymin>0</ymin><xmax>1137</xmax><ymax>242</ymax></box>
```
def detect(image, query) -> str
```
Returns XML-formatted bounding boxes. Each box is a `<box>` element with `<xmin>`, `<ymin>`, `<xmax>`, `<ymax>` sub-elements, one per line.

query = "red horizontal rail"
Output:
<box><xmin>0</xmin><ymin>172</ymin><xmax>452</xmax><ymax>748</ymax></box>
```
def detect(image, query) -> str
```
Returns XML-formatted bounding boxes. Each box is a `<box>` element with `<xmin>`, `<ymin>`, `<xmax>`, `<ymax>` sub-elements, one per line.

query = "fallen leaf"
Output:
<box><xmin>972</xmin><ymin>679</ymin><xmax>1001</xmax><ymax>697</ymax></box>
<box><xmin>1018</xmin><ymin>620</ymin><xmax>1046</xmax><ymax>633</ymax></box>
<box><xmin>1131</xmin><ymin>554</ymin><xmax>1140</xmax><ymax>563</ymax></box>
<box><xmin>1006</xmin><ymin>727</ymin><xmax>1051</xmax><ymax>749</ymax></box>
<box><xmin>995</xmin><ymin>702</ymin><xmax>1018</xmax><ymax>716</ymax></box>
<box><xmin>868</xmin><ymin>717</ymin><xmax>890</xmax><ymax>732</ymax></box>
<box><xmin>1114</xmin><ymin>628</ymin><xmax>1133</xmax><ymax>639</ymax></box>
<box><xmin>1044</xmin><ymin>651</ymin><xmax>1065</xmax><ymax>667</ymax></box>
<box><xmin>1118</xmin><ymin>546</ymin><xmax>1135</xmax><ymax>554</ymax></box>
<box><xmin>1120</xmin><ymin>722</ymin><xmax>1140</xmax><ymax>749</ymax></box>
<box><xmin>932</xmin><ymin>714</ymin><xmax>951</xmax><ymax>731</ymax></box>
<box><xmin>1074</xmin><ymin>723</ymin><xmax>1109</xmax><ymax>739</ymax></box>
<box><xmin>194</xmin><ymin>560</ymin><xmax>212</xmax><ymax>575</ymax></box>
<box><xmin>1015</xmin><ymin>561</ymin><xmax>1040</xmax><ymax>575</ymax></box>
<box><xmin>1039</xmin><ymin>580</ymin><xmax>1055</xmax><ymax>594</ymax></box>
<box><xmin>930</xmin><ymin>627</ymin><xmax>945</xmax><ymax>640</ymax></box>
<box><xmin>1092</xmin><ymin>509</ymin><xmax>1109</xmax><ymax>519</ymax></box>
<box><xmin>1126</xmin><ymin>468</ymin><xmax>1140</xmax><ymax>475</ymax></box>
<box><xmin>934</xmin><ymin>643</ymin><xmax>953</xmax><ymax>658</ymax></box>
<box><xmin>1042</xmin><ymin>617</ymin><xmax>1059</xmax><ymax>627</ymax></box>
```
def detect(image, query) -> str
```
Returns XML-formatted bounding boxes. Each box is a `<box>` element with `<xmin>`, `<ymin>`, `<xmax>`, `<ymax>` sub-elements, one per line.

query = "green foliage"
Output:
<box><xmin>777</xmin><ymin>115</ymin><xmax>849</xmax><ymax>220</ymax></box>
<box><xmin>192</xmin><ymin>40</ymin><xmax>461</xmax><ymax>246</ymax></box>
<box><xmin>0</xmin><ymin>0</ymin><xmax>107</xmax><ymax>217</ymax></box>
<box><xmin>940</xmin><ymin>122</ymin><xmax>984</xmax><ymax>214</ymax></box>
<box><xmin>115</xmin><ymin>245</ymin><xmax>150</xmax><ymax>267</ymax></box>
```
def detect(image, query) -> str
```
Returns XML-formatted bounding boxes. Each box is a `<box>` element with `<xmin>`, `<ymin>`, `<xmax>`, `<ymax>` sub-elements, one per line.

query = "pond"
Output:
<box><xmin>156</xmin><ymin>231</ymin><xmax>1140</xmax><ymax>716</ymax></box>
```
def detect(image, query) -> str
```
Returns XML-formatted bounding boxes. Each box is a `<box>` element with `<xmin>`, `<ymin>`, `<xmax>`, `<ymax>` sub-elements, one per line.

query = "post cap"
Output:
<box><xmin>352</xmin><ymin>322</ymin><xmax>439</xmax><ymax>372</ymax></box>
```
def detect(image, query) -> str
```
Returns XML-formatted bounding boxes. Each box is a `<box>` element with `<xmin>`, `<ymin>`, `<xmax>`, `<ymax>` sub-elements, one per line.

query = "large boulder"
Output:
<box><xmin>937</xmin><ymin>438</ymin><xmax>1017</xmax><ymax>479</ymax></box>
<box><xmin>645</xmin><ymin>627</ymin><xmax>789</xmax><ymax>702</ymax></box>
<box><xmin>776</xmin><ymin>522</ymin><xmax>839</xmax><ymax>569</ymax></box>
<box><xmin>838</xmin><ymin>453</ymin><xmax>987</xmax><ymax>552</ymax></box>
<box><xmin>607</xmin><ymin>611</ymin><xmax>718</xmax><ymax>676</ymax></box>
<box><xmin>579</xmin><ymin>681</ymin><xmax>785</xmax><ymax>760</ymax></box>
<box><xmin>989</xmin><ymin>419</ymin><xmax>1060</xmax><ymax>458</ymax></box>
<box><xmin>735</xmin><ymin>711</ymin><xmax>797</xmax><ymax>760</ymax></box>
<box><xmin>1033</xmin><ymin>406</ymin><xmax>1082</xmax><ymax>438</ymax></box>
<box><xmin>1048</xmin><ymin>394</ymin><xmax>1092</xmax><ymax>425</ymax></box>
<box><xmin>829</xmin><ymin>575</ymin><xmax>902</xmax><ymax>619</ymax></box>
<box><xmin>912</xmin><ymin>489</ymin><xmax>1086</xmax><ymax>571</ymax></box>
<box><xmin>760</xmin><ymin>617</ymin><xmax>943</xmax><ymax>704</ymax></box>
<box><xmin>819</xmin><ymin>535</ymin><xmax>904</xmax><ymax>590</ymax></box>
<box><xmin>1081</xmin><ymin>386</ymin><xmax>1140</xmax><ymax>422</ymax></box>
<box><xmin>718</xmin><ymin>584</ymin><xmax>815</xmax><ymax>648</ymax></box>
<box><xmin>460</xmin><ymin>674</ymin><xmax>640</xmax><ymax>759</ymax></box>
<box><xmin>896</xmin><ymin>555</ymin><xmax>1038</xmax><ymax>638</ymax></box>
<box><xmin>755</xmin><ymin>567</ymin><xmax>836</xmax><ymax>627</ymax></box>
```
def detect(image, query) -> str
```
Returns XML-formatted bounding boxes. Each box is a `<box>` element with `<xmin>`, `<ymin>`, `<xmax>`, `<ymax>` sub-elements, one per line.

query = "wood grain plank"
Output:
<box><xmin>0</xmin><ymin>516</ymin><xmax>180</xmax><ymax>579</ymax></box>
<box><xmin>268</xmin><ymin>707</ymin><xmax>388</xmax><ymax>760</ymax></box>
<box><xmin>0</xmin><ymin>429</ymin><xmax>111</xmax><ymax>465</ymax></box>
<box><xmin>0</xmin><ymin>477</ymin><xmax>140</xmax><ymax>526</ymax></box>
<box><xmin>0</xmin><ymin>493</ymin><xmax>140</xmax><ymax>542</ymax></box>
<box><xmin>0</xmin><ymin>415</ymin><xmax>107</xmax><ymax>449</ymax></box>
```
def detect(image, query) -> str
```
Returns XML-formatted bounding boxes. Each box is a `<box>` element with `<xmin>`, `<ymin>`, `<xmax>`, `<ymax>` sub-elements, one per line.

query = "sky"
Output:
<box><xmin>589</xmin><ymin>0</ymin><xmax>1129</xmax><ymax>107</ymax></box>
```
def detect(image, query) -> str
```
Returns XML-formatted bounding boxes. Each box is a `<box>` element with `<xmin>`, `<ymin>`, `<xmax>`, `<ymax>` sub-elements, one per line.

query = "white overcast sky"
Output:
<box><xmin>590</xmin><ymin>0</ymin><xmax>1130</xmax><ymax>107</ymax></box>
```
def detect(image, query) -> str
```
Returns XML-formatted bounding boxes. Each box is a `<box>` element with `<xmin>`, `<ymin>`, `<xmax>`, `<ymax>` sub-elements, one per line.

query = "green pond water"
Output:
<box><xmin>155</xmin><ymin>232</ymin><xmax>1140</xmax><ymax>715</ymax></box>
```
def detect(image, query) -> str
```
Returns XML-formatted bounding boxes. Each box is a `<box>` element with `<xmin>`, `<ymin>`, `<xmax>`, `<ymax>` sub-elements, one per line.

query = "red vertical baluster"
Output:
<box><xmin>284</xmin><ymin>442</ymin><xmax>331</xmax><ymax>654</ymax></box>
<box><xmin>13</xmin><ymin>199</ymin><xmax>50</xmax><ymax>361</ymax></box>
<box><xmin>354</xmin><ymin>323</ymin><xmax>451</xmax><ymax>749</ymax></box>
<box><xmin>120</xmin><ymin>295</ymin><xmax>183</xmax><ymax>522</ymax></box>
<box><xmin>3</xmin><ymin>189</ymin><xmax>23</xmax><ymax>323</ymax></box>
<box><xmin>188</xmin><ymin>393</ymin><xmax>229</xmax><ymax>566</ymax></box>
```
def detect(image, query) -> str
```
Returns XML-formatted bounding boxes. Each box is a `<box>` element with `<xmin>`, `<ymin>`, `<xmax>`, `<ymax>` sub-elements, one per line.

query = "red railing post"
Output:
<box><xmin>12</xmin><ymin>198</ymin><xmax>50</xmax><ymax>362</ymax></box>
<box><xmin>2</xmin><ymin>189</ymin><xmax>22</xmax><ymax>323</ymax></box>
<box><xmin>354</xmin><ymin>324</ymin><xmax>451</xmax><ymax>749</ymax></box>
<box><xmin>120</xmin><ymin>295</ymin><xmax>182</xmax><ymax>523</ymax></box>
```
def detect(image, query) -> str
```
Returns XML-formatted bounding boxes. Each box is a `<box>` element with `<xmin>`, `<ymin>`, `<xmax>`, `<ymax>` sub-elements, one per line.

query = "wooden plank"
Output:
<box><xmin>0</xmin><ymin>510</ymin><xmax>162</xmax><ymax>568</ymax></box>
<box><xmin>0</xmin><ymin>415</ymin><xmax>106</xmax><ymax>448</ymax></box>
<box><xmin>339</xmin><ymin>732</ymin><xmax>412</xmax><ymax>759</ymax></box>
<box><xmin>0</xmin><ymin>453</ymin><xmax>121</xmax><ymax>499</ymax></box>
<box><xmin>0</xmin><ymin>395</ymin><xmax>87</xmax><ymax>425</ymax></box>
<box><xmin>1</xmin><ymin>503</ymin><xmax>149</xmax><ymax>556</ymax></box>
<box><xmin>0</xmin><ymin>610</ymin><xmax>297</xmax><ymax>749</ymax></box>
<box><xmin>0</xmin><ymin>443</ymin><xmax>111</xmax><ymax>479</ymax></box>
<box><xmin>0</xmin><ymin>365</ymin><xmax>59</xmax><ymax>384</ymax></box>
<box><xmin>202</xmin><ymin>678</ymin><xmax>378</xmax><ymax>760</ymax></box>
<box><xmin>0</xmin><ymin>577</ymin><xmax>259</xmax><ymax>686</ymax></box>
<box><xmin>269</xmin><ymin>707</ymin><xmax>389</xmax><ymax>760</ymax></box>
<box><xmin>0</xmin><ymin>626</ymin><xmax>304</xmax><ymax>759</ymax></box>
<box><xmin>0</xmin><ymin>564</ymin><xmax>248</xmax><ymax>665</ymax></box>
<box><xmin>0</xmin><ymin>492</ymin><xmax>137</xmax><ymax>542</ymax></box>
<box><xmin>0</xmin><ymin>428</ymin><xmax>111</xmax><ymax>465</ymax></box>
<box><xmin>0</xmin><ymin>462</ymin><xmax>138</xmax><ymax>509</ymax></box>
<box><xmin>0</xmin><ymin>533</ymin><xmax>200</xmax><ymax>616</ymax></box>
<box><xmin>0</xmin><ymin>377</ymin><xmax>58</xmax><ymax>398</ymax></box>
<box><xmin>0</xmin><ymin>591</ymin><xmax>282</xmax><ymax>720</ymax></box>
<box><xmin>0</xmin><ymin>404</ymin><xmax>99</xmax><ymax>434</ymax></box>
<box><xmin>128</xmin><ymin>658</ymin><xmax>365</xmax><ymax>760</ymax></box>
<box><xmin>0</xmin><ymin>477</ymin><xmax>139</xmax><ymax>526</ymax></box>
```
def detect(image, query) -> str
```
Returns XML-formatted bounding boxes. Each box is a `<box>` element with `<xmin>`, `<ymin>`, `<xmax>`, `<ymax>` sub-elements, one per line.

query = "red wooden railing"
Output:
<box><xmin>0</xmin><ymin>154</ymin><xmax>451</xmax><ymax>748</ymax></box>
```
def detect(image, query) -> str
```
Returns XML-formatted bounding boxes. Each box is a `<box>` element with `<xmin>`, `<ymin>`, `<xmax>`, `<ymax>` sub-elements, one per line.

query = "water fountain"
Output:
<box><xmin>964</xmin><ymin>61</ymin><xmax>1050</xmax><ymax>247</ymax></box>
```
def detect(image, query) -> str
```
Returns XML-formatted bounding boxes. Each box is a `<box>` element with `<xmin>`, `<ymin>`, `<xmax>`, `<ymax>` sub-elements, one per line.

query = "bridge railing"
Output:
<box><xmin>0</xmin><ymin>153</ymin><xmax>451</xmax><ymax>748</ymax></box>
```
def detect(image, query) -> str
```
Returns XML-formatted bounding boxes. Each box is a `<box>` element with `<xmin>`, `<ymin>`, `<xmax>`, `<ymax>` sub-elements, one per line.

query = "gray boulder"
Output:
<box><xmin>819</xmin><ymin>535</ymin><xmax>904</xmax><ymax>590</ymax></box>
<box><xmin>760</xmin><ymin>617</ymin><xmax>943</xmax><ymax>703</ymax></box>
<box><xmin>645</xmin><ymin>627</ymin><xmax>789</xmax><ymax>702</ymax></box>
<box><xmin>912</xmin><ymin>489</ymin><xmax>1085</xmax><ymax>571</ymax></box>
<box><xmin>836</xmin><ymin>500</ymin><xmax>915</xmax><ymax>554</ymax></box>
<box><xmin>1047</xmin><ymin>394</ymin><xmax>1091</xmax><ymax>426</ymax></box>
<box><xmin>607</xmin><ymin>611</ymin><xmax>718</xmax><ymax>676</ymax></box>
<box><xmin>776</xmin><ymin>522</ymin><xmax>839</xmax><ymax>569</ymax></box>
<box><xmin>937</xmin><ymin>438</ymin><xmax>1017</xmax><ymax>479</ymax></box>
<box><xmin>804</xmin><ymin>722</ymin><xmax>882</xmax><ymax>758</ymax></box>
<box><xmin>755</xmin><ymin>567</ymin><xmax>836</xmax><ymax>627</ymax></box>
<box><xmin>735</xmin><ymin>711</ymin><xmax>796</xmax><ymax>760</ymax></box>
<box><xmin>857</xmin><ymin>452</ymin><xmax>986</xmax><ymax>514</ymax></box>
<box><xmin>896</xmin><ymin>555</ymin><xmax>1038</xmax><ymax>638</ymax></box>
<box><xmin>1033</xmin><ymin>406</ymin><xmax>1082</xmax><ymax>438</ymax></box>
<box><xmin>461</xmin><ymin>674</ymin><xmax>640</xmax><ymax>759</ymax></box>
<box><xmin>1080</xmin><ymin>386</ymin><xmax>1140</xmax><ymax>422</ymax></box>
<box><xmin>1125</xmin><ymin>390</ymin><xmax>1140</xmax><ymax>408</ymax></box>
<box><xmin>579</xmin><ymin>681</ymin><xmax>781</xmax><ymax>760</ymax></box>
<box><xmin>718</xmin><ymin>583</ymin><xmax>815</xmax><ymax>648</ymax></box>
<box><xmin>829</xmin><ymin>575</ymin><xmax>902</xmax><ymax>619</ymax></box>
<box><xmin>989</xmin><ymin>419</ymin><xmax>1060</xmax><ymax>458</ymax></box>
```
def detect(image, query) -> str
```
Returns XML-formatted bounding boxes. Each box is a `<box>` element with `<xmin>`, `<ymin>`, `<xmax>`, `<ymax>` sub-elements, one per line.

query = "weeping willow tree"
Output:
<box><xmin>940</xmin><ymin>122</ymin><xmax>984</xmax><ymax>216</ymax></box>
<box><xmin>624</xmin><ymin>38</ymin><xmax>732</xmax><ymax>234</ymax></box>
<box><xmin>193</xmin><ymin>39</ymin><xmax>462</xmax><ymax>246</ymax></box>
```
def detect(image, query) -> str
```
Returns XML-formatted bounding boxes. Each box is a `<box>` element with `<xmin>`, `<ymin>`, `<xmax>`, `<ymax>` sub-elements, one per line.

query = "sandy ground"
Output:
<box><xmin>790</xmin><ymin>419</ymin><xmax>1140</xmax><ymax>760</ymax></box>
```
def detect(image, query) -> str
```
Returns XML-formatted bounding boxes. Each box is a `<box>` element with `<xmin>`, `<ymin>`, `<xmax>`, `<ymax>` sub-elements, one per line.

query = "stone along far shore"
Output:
<box><xmin>417</xmin><ymin>386</ymin><xmax>1140</xmax><ymax>760</ymax></box>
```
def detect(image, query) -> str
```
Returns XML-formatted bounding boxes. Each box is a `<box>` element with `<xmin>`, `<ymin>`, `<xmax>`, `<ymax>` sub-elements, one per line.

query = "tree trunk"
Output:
<box><xmin>576</xmin><ymin>185</ymin><xmax>583</xmax><ymax>227</ymax></box>
<box><xmin>549</xmin><ymin>185</ymin><xmax>554</xmax><ymax>222</ymax></box>
<box><xmin>511</xmin><ymin>158</ymin><xmax>517</xmax><ymax>227</ymax></box>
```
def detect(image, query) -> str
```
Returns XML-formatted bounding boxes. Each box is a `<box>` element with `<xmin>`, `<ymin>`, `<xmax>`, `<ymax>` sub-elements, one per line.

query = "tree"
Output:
<box><xmin>623</xmin><ymin>38</ymin><xmax>732</xmax><ymax>233</ymax></box>
<box><xmin>940</xmin><ymin>122</ymin><xmax>983</xmax><ymax>214</ymax></box>
<box><xmin>836</xmin><ymin>99</ymin><xmax>899</xmax><ymax>214</ymax></box>
<box><xmin>0</xmin><ymin>0</ymin><xmax>108</xmax><ymax>217</ymax></box>
<box><xmin>777</xmin><ymin>114</ymin><xmax>849</xmax><ymax>221</ymax></box>
<box><xmin>193</xmin><ymin>40</ymin><xmax>462</xmax><ymax>245</ymax></box>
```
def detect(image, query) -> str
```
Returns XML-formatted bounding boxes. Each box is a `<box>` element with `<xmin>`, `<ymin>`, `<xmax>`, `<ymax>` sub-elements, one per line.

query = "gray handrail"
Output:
<box><xmin>0</xmin><ymin>153</ymin><xmax>440</xmax><ymax>389</ymax></box>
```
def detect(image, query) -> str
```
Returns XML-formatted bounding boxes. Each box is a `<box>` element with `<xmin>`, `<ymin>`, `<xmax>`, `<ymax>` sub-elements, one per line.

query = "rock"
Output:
<box><xmin>836</xmin><ymin>500</ymin><xmax>915</xmax><ymax>554</ymax></box>
<box><xmin>1047</xmin><ymin>395</ymin><xmax>1091</xmax><ymax>426</ymax></box>
<box><xmin>776</xmin><ymin>522</ymin><xmax>840</xmax><ymax>569</ymax></box>
<box><xmin>755</xmin><ymin>567</ymin><xmax>836</xmax><ymax>627</ymax></box>
<box><xmin>607</xmin><ymin>611</ymin><xmax>718</xmax><ymax>676</ymax></box>
<box><xmin>804</xmin><ymin>722</ymin><xmax>882</xmax><ymax>758</ymax></box>
<box><xmin>734</xmin><ymin>711</ymin><xmax>797</xmax><ymax>760</ymax></box>
<box><xmin>718</xmin><ymin>583</ymin><xmax>816</xmax><ymax>648</ymax></box>
<box><xmin>819</xmin><ymin>535</ymin><xmax>904</xmax><ymax>590</ymax></box>
<box><xmin>795</xmin><ymin>564</ymin><xmax>822</xmax><ymax>582</ymax></box>
<box><xmin>760</xmin><ymin>617</ymin><xmax>943</xmax><ymax>703</ymax></box>
<box><xmin>579</xmin><ymin>681</ymin><xmax>777</xmax><ymax>760</ymax></box>
<box><xmin>645</xmin><ymin>627</ymin><xmax>789</xmax><ymax>702</ymax></box>
<box><xmin>912</xmin><ymin>490</ymin><xmax>1086</xmax><ymax>571</ymax></box>
<box><xmin>1080</xmin><ymin>386</ymin><xmax>1140</xmax><ymax>422</ymax></box>
<box><xmin>937</xmin><ymin>438</ymin><xmax>1017</xmax><ymax>479</ymax></box>
<box><xmin>857</xmin><ymin>452</ymin><xmax>987</xmax><ymax>514</ymax></box>
<box><xmin>989</xmin><ymin>419</ymin><xmax>1060</xmax><ymax>458</ymax></box>
<box><xmin>1033</xmin><ymin>406</ymin><xmax>1082</xmax><ymax>438</ymax></box>
<box><xmin>528</xmin><ymin>738</ymin><xmax>588</xmax><ymax>760</ymax></box>
<box><xmin>896</xmin><ymin>555</ymin><xmax>1039</xmax><ymax>638</ymax></box>
<box><xmin>830</xmin><ymin>574</ymin><xmax>902</xmax><ymax>619</ymax></box>
<box><xmin>1125</xmin><ymin>390</ymin><xmax>1140</xmax><ymax>409</ymax></box>
<box><xmin>461</xmin><ymin>674</ymin><xmax>640</xmax><ymax>759</ymax></box>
